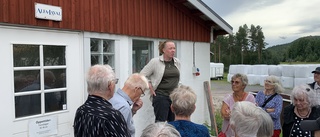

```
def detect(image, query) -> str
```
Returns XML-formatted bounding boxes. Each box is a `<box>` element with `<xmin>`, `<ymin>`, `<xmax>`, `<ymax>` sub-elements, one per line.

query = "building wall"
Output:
<box><xmin>0</xmin><ymin>25</ymin><xmax>84</xmax><ymax>137</ymax></box>
<box><xmin>0</xmin><ymin>0</ymin><xmax>211</xmax><ymax>42</ymax></box>
<box><xmin>133</xmin><ymin>41</ymin><xmax>211</xmax><ymax>136</ymax></box>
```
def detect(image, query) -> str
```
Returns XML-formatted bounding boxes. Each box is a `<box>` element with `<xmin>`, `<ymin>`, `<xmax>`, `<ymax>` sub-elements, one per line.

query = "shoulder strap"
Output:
<box><xmin>261</xmin><ymin>93</ymin><xmax>277</xmax><ymax>107</ymax></box>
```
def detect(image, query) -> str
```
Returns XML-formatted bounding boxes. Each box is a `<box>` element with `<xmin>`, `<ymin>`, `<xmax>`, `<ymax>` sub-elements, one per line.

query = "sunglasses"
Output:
<box><xmin>231</xmin><ymin>80</ymin><xmax>240</xmax><ymax>84</ymax></box>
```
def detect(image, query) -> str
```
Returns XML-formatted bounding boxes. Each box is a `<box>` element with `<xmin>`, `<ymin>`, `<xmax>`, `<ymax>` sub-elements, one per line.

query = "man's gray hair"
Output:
<box><xmin>141</xmin><ymin>122</ymin><xmax>181</xmax><ymax>137</ymax></box>
<box><xmin>230</xmin><ymin>101</ymin><xmax>262</xmax><ymax>137</ymax></box>
<box><xmin>124</xmin><ymin>73</ymin><xmax>148</xmax><ymax>91</ymax></box>
<box><xmin>86</xmin><ymin>64</ymin><xmax>115</xmax><ymax>94</ymax></box>
<box><xmin>170</xmin><ymin>85</ymin><xmax>197</xmax><ymax>117</ymax></box>
<box><xmin>291</xmin><ymin>84</ymin><xmax>319</xmax><ymax>107</ymax></box>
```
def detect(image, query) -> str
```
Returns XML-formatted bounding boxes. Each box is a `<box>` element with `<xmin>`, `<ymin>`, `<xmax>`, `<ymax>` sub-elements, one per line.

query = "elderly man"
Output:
<box><xmin>109</xmin><ymin>73</ymin><xmax>149</xmax><ymax>137</ymax></box>
<box><xmin>73</xmin><ymin>65</ymin><xmax>130</xmax><ymax>137</ymax></box>
<box><xmin>309</xmin><ymin>67</ymin><xmax>320</xmax><ymax>104</ymax></box>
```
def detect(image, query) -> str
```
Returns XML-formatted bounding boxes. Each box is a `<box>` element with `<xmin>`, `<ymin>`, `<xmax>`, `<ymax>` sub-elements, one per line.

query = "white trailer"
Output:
<box><xmin>210</xmin><ymin>63</ymin><xmax>224</xmax><ymax>80</ymax></box>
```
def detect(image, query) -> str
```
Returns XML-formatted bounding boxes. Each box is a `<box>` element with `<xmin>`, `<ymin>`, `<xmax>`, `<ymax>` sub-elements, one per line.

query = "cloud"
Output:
<box><xmin>203</xmin><ymin>0</ymin><xmax>320</xmax><ymax>46</ymax></box>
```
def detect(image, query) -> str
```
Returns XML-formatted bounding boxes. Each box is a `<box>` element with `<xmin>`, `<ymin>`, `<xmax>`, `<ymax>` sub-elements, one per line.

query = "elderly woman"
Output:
<box><xmin>168</xmin><ymin>85</ymin><xmax>210</xmax><ymax>137</ymax></box>
<box><xmin>220</xmin><ymin>73</ymin><xmax>255</xmax><ymax>137</ymax></box>
<box><xmin>255</xmin><ymin>75</ymin><xmax>284</xmax><ymax>137</ymax></box>
<box><xmin>282</xmin><ymin>84</ymin><xmax>320</xmax><ymax>137</ymax></box>
<box><xmin>141</xmin><ymin>122</ymin><xmax>181</xmax><ymax>137</ymax></box>
<box><xmin>230</xmin><ymin>101</ymin><xmax>273</xmax><ymax>137</ymax></box>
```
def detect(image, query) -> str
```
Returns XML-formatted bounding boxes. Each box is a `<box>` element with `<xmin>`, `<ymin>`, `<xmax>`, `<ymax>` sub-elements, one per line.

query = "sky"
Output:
<box><xmin>202</xmin><ymin>0</ymin><xmax>320</xmax><ymax>47</ymax></box>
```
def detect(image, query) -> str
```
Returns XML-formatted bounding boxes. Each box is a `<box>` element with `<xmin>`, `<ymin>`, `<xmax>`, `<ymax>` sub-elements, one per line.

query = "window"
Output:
<box><xmin>132</xmin><ymin>40</ymin><xmax>153</xmax><ymax>73</ymax></box>
<box><xmin>90</xmin><ymin>38</ymin><xmax>115</xmax><ymax>68</ymax></box>
<box><xmin>13</xmin><ymin>44</ymin><xmax>67</xmax><ymax>118</ymax></box>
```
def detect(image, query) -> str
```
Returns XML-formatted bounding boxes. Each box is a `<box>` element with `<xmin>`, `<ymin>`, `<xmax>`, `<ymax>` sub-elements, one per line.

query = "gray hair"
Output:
<box><xmin>141</xmin><ymin>122</ymin><xmax>181</xmax><ymax>137</ymax></box>
<box><xmin>170</xmin><ymin>85</ymin><xmax>197</xmax><ymax>117</ymax></box>
<box><xmin>257</xmin><ymin>107</ymin><xmax>274</xmax><ymax>137</ymax></box>
<box><xmin>232</xmin><ymin>73</ymin><xmax>248</xmax><ymax>86</ymax></box>
<box><xmin>230</xmin><ymin>101</ymin><xmax>262</xmax><ymax>137</ymax></box>
<box><xmin>265</xmin><ymin>75</ymin><xmax>285</xmax><ymax>93</ymax></box>
<box><xmin>124</xmin><ymin>73</ymin><xmax>149</xmax><ymax>91</ymax></box>
<box><xmin>290</xmin><ymin>84</ymin><xmax>319</xmax><ymax>107</ymax></box>
<box><xmin>86</xmin><ymin>64</ymin><xmax>115</xmax><ymax>94</ymax></box>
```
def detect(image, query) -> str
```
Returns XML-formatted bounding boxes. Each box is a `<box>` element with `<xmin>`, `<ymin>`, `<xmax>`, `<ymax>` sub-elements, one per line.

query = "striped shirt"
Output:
<box><xmin>73</xmin><ymin>95</ymin><xmax>130</xmax><ymax>137</ymax></box>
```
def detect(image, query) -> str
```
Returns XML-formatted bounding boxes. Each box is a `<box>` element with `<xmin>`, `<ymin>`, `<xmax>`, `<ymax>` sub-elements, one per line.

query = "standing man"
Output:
<box><xmin>109</xmin><ymin>73</ymin><xmax>149</xmax><ymax>137</ymax></box>
<box><xmin>309</xmin><ymin>67</ymin><xmax>320</xmax><ymax>104</ymax></box>
<box><xmin>73</xmin><ymin>65</ymin><xmax>130</xmax><ymax>137</ymax></box>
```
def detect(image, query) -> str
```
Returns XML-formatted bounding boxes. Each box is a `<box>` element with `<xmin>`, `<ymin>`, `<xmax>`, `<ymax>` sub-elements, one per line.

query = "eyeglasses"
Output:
<box><xmin>112</xmin><ymin>78</ymin><xmax>119</xmax><ymax>84</ymax></box>
<box><xmin>264</xmin><ymin>80</ymin><xmax>273</xmax><ymax>84</ymax></box>
<box><xmin>138</xmin><ymin>87</ymin><xmax>145</xmax><ymax>97</ymax></box>
<box><xmin>231</xmin><ymin>80</ymin><xmax>240</xmax><ymax>84</ymax></box>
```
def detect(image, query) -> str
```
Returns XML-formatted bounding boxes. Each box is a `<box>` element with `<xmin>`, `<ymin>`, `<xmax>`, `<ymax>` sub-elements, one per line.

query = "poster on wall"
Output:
<box><xmin>29</xmin><ymin>116</ymin><xmax>58</xmax><ymax>137</ymax></box>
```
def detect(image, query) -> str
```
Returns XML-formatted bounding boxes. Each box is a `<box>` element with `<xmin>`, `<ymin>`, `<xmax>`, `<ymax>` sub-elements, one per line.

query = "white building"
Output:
<box><xmin>0</xmin><ymin>0</ymin><xmax>232</xmax><ymax>136</ymax></box>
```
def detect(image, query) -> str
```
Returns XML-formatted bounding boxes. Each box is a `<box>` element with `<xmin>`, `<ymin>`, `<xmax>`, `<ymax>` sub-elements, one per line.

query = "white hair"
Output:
<box><xmin>230</xmin><ymin>101</ymin><xmax>262</xmax><ymax>137</ymax></box>
<box><xmin>141</xmin><ymin>122</ymin><xmax>181</xmax><ymax>137</ymax></box>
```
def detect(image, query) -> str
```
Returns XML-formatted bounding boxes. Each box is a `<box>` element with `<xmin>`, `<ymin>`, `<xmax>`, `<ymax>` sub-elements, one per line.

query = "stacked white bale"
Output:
<box><xmin>281</xmin><ymin>65</ymin><xmax>295</xmax><ymax>77</ymax></box>
<box><xmin>229</xmin><ymin>65</ymin><xmax>252</xmax><ymax>75</ymax></box>
<box><xmin>268</xmin><ymin>65</ymin><xmax>282</xmax><ymax>77</ymax></box>
<box><xmin>280</xmin><ymin>65</ymin><xmax>295</xmax><ymax>88</ymax></box>
<box><xmin>307</xmin><ymin>77</ymin><xmax>314</xmax><ymax>84</ymax></box>
<box><xmin>294</xmin><ymin>65</ymin><xmax>309</xmax><ymax>87</ymax></box>
<box><xmin>294</xmin><ymin>78</ymin><xmax>308</xmax><ymax>87</ymax></box>
<box><xmin>227</xmin><ymin>73</ymin><xmax>234</xmax><ymax>82</ymax></box>
<box><xmin>281</xmin><ymin>76</ymin><xmax>294</xmax><ymax>88</ymax></box>
<box><xmin>308</xmin><ymin>64</ymin><xmax>320</xmax><ymax>77</ymax></box>
<box><xmin>247</xmin><ymin>65</ymin><xmax>254</xmax><ymax>74</ymax></box>
<box><xmin>259</xmin><ymin>75</ymin><xmax>268</xmax><ymax>86</ymax></box>
<box><xmin>252</xmin><ymin>65</ymin><xmax>269</xmax><ymax>75</ymax></box>
<box><xmin>295</xmin><ymin>65</ymin><xmax>310</xmax><ymax>78</ymax></box>
<box><xmin>247</xmin><ymin>74</ymin><xmax>260</xmax><ymax>85</ymax></box>
<box><xmin>229</xmin><ymin>65</ymin><xmax>237</xmax><ymax>74</ymax></box>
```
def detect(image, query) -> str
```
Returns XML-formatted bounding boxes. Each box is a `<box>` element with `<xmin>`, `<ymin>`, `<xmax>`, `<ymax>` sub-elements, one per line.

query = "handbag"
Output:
<box><xmin>218</xmin><ymin>124</ymin><xmax>229</xmax><ymax>137</ymax></box>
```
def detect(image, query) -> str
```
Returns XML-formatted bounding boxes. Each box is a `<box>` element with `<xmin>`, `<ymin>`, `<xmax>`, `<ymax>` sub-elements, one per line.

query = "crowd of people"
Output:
<box><xmin>72</xmin><ymin>40</ymin><xmax>320</xmax><ymax>137</ymax></box>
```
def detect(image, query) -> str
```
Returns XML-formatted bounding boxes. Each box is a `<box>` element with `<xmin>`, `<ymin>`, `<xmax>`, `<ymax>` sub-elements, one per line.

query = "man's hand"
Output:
<box><xmin>132</xmin><ymin>98</ymin><xmax>143</xmax><ymax>115</ymax></box>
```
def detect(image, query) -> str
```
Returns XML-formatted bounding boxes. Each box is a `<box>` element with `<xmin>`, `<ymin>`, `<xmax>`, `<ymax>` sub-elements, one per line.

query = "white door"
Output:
<box><xmin>0</xmin><ymin>26</ymin><xmax>84</xmax><ymax>137</ymax></box>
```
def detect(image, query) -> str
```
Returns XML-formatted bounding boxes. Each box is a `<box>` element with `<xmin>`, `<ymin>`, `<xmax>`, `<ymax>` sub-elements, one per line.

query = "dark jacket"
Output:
<box><xmin>309</xmin><ymin>82</ymin><xmax>316</xmax><ymax>89</ymax></box>
<box><xmin>282</xmin><ymin>104</ymin><xmax>320</xmax><ymax>137</ymax></box>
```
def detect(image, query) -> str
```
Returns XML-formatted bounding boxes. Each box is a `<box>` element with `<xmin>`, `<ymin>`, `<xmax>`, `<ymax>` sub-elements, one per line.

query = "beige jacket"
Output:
<box><xmin>140</xmin><ymin>55</ymin><xmax>180</xmax><ymax>91</ymax></box>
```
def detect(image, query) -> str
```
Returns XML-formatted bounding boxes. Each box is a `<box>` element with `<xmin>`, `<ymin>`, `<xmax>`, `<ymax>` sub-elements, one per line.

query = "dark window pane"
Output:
<box><xmin>43</xmin><ymin>46</ymin><xmax>66</xmax><ymax>66</ymax></box>
<box><xmin>54</xmin><ymin>71</ymin><xmax>66</xmax><ymax>88</ymax></box>
<box><xmin>15</xmin><ymin>94</ymin><xmax>41</xmax><ymax>118</ymax></box>
<box><xmin>91</xmin><ymin>55</ymin><xmax>100</xmax><ymax>66</ymax></box>
<box><xmin>44</xmin><ymin>69</ymin><xmax>67</xmax><ymax>89</ymax></box>
<box><xmin>132</xmin><ymin>40</ymin><xmax>153</xmax><ymax>73</ymax></box>
<box><xmin>103</xmin><ymin>55</ymin><xmax>114</xmax><ymax>66</ymax></box>
<box><xmin>103</xmin><ymin>40</ymin><xmax>113</xmax><ymax>52</ymax></box>
<box><xmin>13</xmin><ymin>44</ymin><xmax>39</xmax><ymax>67</ymax></box>
<box><xmin>90</xmin><ymin>38</ymin><xmax>99</xmax><ymax>52</ymax></box>
<box><xmin>45</xmin><ymin>91</ymin><xmax>67</xmax><ymax>113</ymax></box>
<box><xmin>43</xmin><ymin>70</ymin><xmax>56</xmax><ymax>89</ymax></box>
<box><xmin>15</xmin><ymin>70</ymin><xmax>40</xmax><ymax>92</ymax></box>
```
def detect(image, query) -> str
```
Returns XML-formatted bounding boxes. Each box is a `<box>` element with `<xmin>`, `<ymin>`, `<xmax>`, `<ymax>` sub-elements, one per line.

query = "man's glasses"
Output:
<box><xmin>138</xmin><ymin>87</ymin><xmax>145</xmax><ymax>97</ymax></box>
<box><xmin>113</xmin><ymin>78</ymin><xmax>119</xmax><ymax>84</ymax></box>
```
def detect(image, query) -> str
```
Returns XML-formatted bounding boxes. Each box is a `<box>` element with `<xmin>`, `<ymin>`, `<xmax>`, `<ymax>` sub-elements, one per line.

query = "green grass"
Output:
<box><xmin>204</xmin><ymin>109</ymin><xmax>223</xmax><ymax>136</ymax></box>
<box><xmin>211</xmin><ymin>73</ymin><xmax>228</xmax><ymax>83</ymax></box>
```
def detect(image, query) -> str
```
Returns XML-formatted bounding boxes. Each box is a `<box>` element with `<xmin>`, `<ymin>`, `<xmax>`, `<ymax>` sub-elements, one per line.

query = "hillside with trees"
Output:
<box><xmin>211</xmin><ymin>24</ymin><xmax>320</xmax><ymax>71</ymax></box>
